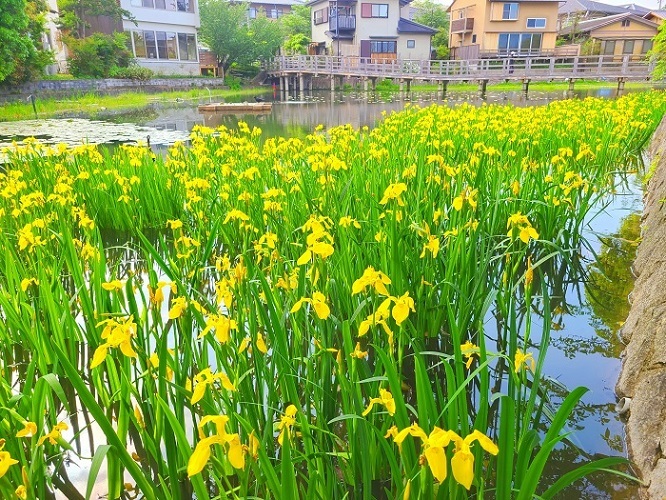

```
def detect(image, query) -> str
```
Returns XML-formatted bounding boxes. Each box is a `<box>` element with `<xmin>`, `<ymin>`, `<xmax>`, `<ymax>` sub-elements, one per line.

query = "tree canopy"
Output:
<box><xmin>281</xmin><ymin>4</ymin><xmax>311</xmax><ymax>54</ymax></box>
<box><xmin>412</xmin><ymin>0</ymin><xmax>449</xmax><ymax>59</ymax></box>
<box><xmin>199</xmin><ymin>0</ymin><xmax>284</xmax><ymax>70</ymax></box>
<box><xmin>0</xmin><ymin>0</ymin><xmax>40</xmax><ymax>83</ymax></box>
<box><xmin>651</xmin><ymin>22</ymin><xmax>666</xmax><ymax>80</ymax></box>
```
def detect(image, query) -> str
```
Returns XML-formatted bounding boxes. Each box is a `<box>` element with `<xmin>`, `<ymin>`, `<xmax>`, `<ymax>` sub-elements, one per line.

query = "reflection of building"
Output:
<box><xmin>448</xmin><ymin>0</ymin><xmax>560</xmax><ymax>60</ymax></box>
<box><xmin>308</xmin><ymin>0</ymin><xmax>435</xmax><ymax>59</ymax></box>
<box><xmin>122</xmin><ymin>0</ymin><xmax>202</xmax><ymax>75</ymax></box>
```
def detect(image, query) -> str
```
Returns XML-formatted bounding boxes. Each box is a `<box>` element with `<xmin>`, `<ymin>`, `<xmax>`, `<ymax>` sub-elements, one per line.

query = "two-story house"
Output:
<box><xmin>308</xmin><ymin>0</ymin><xmax>435</xmax><ymax>60</ymax></box>
<box><xmin>448</xmin><ymin>0</ymin><xmax>560</xmax><ymax>60</ymax></box>
<box><xmin>558</xmin><ymin>12</ymin><xmax>658</xmax><ymax>56</ymax></box>
<box><xmin>122</xmin><ymin>0</ymin><xmax>201</xmax><ymax>75</ymax></box>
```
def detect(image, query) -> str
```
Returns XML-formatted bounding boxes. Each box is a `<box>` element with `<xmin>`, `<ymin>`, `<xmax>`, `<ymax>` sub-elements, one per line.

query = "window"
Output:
<box><xmin>621</xmin><ymin>19</ymin><xmax>630</xmax><ymax>27</ymax></box>
<box><xmin>144</xmin><ymin>31</ymin><xmax>157</xmax><ymax>58</ymax></box>
<box><xmin>178</xmin><ymin>33</ymin><xmax>197</xmax><ymax>60</ymax></box>
<box><xmin>248</xmin><ymin>7</ymin><xmax>257</xmax><ymax>18</ymax></box>
<box><xmin>498</xmin><ymin>32</ymin><xmax>541</xmax><ymax>55</ymax></box>
<box><xmin>370</xmin><ymin>40</ymin><xmax>397</xmax><ymax>53</ymax></box>
<box><xmin>142</xmin><ymin>0</ymin><xmax>154</xmax><ymax>7</ymax></box>
<box><xmin>176</xmin><ymin>0</ymin><xmax>194</xmax><ymax>12</ymax></box>
<box><xmin>623</xmin><ymin>40</ymin><xmax>635</xmax><ymax>54</ymax></box>
<box><xmin>166</xmin><ymin>32</ymin><xmax>178</xmax><ymax>59</ymax></box>
<box><xmin>132</xmin><ymin>31</ymin><xmax>146</xmax><ymax>58</ymax></box>
<box><xmin>472</xmin><ymin>34</ymin><xmax>477</xmax><ymax>43</ymax></box>
<box><xmin>361</xmin><ymin>3</ymin><xmax>388</xmax><ymax>18</ymax></box>
<box><xmin>502</xmin><ymin>3</ymin><xmax>518</xmax><ymax>20</ymax></box>
<box><xmin>269</xmin><ymin>8</ymin><xmax>282</xmax><ymax>18</ymax></box>
<box><xmin>155</xmin><ymin>0</ymin><xmax>166</xmax><ymax>8</ymax></box>
<box><xmin>407</xmin><ymin>39</ymin><xmax>415</xmax><ymax>48</ymax></box>
<box><xmin>602</xmin><ymin>40</ymin><xmax>616</xmax><ymax>55</ymax></box>
<box><xmin>526</xmin><ymin>18</ymin><xmax>546</xmax><ymax>28</ymax></box>
<box><xmin>643</xmin><ymin>39</ymin><xmax>654</xmax><ymax>54</ymax></box>
<box><xmin>314</xmin><ymin>8</ymin><xmax>328</xmax><ymax>24</ymax></box>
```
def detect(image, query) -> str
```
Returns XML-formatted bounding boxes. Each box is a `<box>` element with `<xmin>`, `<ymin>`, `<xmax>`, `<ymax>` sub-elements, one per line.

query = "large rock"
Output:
<box><xmin>616</xmin><ymin>115</ymin><xmax>666</xmax><ymax>498</ymax></box>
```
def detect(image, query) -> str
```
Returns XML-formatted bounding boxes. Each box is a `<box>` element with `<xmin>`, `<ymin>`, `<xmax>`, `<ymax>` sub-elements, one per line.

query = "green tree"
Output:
<box><xmin>650</xmin><ymin>22</ymin><xmax>666</xmax><ymax>79</ymax></box>
<box><xmin>199</xmin><ymin>0</ymin><xmax>284</xmax><ymax>72</ymax></box>
<box><xmin>281</xmin><ymin>4</ymin><xmax>311</xmax><ymax>54</ymax></box>
<box><xmin>412</xmin><ymin>0</ymin><xmax>449</xmax><ymax>59</ymax></box>
<box><xmin>57</xmin><ymin>0</ymin><xmax>132</xmax><ymax>39</ymax></box>
<box><xmin>0</xmin><ymin>0</ymin><xmax>39</xmax><ymax>83</ymax></box>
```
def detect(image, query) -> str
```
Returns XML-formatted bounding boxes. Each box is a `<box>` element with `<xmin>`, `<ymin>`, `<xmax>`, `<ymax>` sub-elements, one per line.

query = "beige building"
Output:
<box><xmin>558</xmin><ymin>12</ymin><xmax>658</xmax><ymax>56</ymax></box>
<box><xmin>449</xmin><ymin>0</ymin><xmax>560</xmax><ymax>59</ymax></box>
<box><xmin>308</xmin><ymin>0</ymin><xmax>435</xmax><ymax>59</ymax></box>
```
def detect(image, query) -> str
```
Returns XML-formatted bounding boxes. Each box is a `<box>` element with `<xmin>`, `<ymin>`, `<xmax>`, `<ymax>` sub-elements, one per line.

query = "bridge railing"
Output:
<box><xmin>265</xmin><ymin>55</ymin><xmax>653</xmax><ymax>80</ymax></box>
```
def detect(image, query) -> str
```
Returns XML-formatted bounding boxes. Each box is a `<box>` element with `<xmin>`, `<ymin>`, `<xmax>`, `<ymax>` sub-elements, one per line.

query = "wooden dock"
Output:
<box><xmin>198</xmin><ymin>102</ymin><xmax>272</xmax><ymax>112</ymax></box>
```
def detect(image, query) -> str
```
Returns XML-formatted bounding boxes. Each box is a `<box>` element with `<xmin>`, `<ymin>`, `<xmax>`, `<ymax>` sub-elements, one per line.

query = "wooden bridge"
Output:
<box><xmin>265</xmin><ymin>54</ymin><xmax>653</xmax><ymax>93</ymax></box>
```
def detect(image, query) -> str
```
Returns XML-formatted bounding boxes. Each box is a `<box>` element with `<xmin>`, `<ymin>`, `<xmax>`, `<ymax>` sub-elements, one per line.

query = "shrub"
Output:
<box><xmin>109</xmin><ymin>64</ymin><xmax>154</xmax><ymax>81</ymax></box>
<box><xmin>66</xmin><ymin>32</ymin><xmax>132</xmax><ymax>78</ymax></box>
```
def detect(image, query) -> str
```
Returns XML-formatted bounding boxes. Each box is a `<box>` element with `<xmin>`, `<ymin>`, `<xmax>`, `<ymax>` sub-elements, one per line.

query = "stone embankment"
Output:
<box><xmin>0</xmin><ymin>77</ymin><xmax>228</xmax><ymax>101</ymax></box>
<box><xmin>617</xmin><ymin>116</ymin><xmax>666</xmax><ymax>498</ymax></box>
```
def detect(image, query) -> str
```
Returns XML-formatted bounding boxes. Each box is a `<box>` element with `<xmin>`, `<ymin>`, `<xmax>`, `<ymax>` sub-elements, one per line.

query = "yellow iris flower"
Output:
<box><xmin>187</xmin><ymin>415</ymin><xmax>246</xmax><ymax>477</ymax></box>
<box><xmin>362</xmin><ymin>388</ymin><xmax>396</xmax><ymax>417</ymax></box>
<box><xmin>291</xmin><ymin>291</ymin><xmax>331</xmax><ymax>320</ymax></box>
<box><xmin>393</xmin><ymin>425</ymin><xmax>498</xmax><ymax>489</ymax></box>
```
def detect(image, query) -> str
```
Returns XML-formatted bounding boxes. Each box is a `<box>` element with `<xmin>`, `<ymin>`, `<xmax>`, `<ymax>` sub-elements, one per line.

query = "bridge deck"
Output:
<box><xmin>266</xmin><ymin>55</ymin><xmax>652</xmax><ymax>82</ymax></box>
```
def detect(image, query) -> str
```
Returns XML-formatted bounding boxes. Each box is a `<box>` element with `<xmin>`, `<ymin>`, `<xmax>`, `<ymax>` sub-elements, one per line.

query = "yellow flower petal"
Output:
<box><xmin>90</xmin><ymin>345</ymin><xmax>108</xmax><ymax>369</ymax></box>
<box><xmin>425</xmin><ymin>446</ymin><xmax>447</xmax><ymax>482</ymax></box>
<box><xmin>451</xmin><ymin>448</ymin><xmax>475</xmax><ymax>490</ymax></box>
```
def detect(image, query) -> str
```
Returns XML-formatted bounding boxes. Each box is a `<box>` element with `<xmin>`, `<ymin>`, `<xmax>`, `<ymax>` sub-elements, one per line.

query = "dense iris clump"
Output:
<box><xmin>0</xmin><ymin>92</ymin><xmax>662</xmax><ymax>499</ymax></box>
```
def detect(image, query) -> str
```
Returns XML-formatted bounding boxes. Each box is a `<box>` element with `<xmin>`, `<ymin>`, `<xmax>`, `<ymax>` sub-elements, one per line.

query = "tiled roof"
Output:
<box><xmin>397</xmin><ymin>17</ymin><xmax>437</xmax><ymax>33</ymax></box>
<box><xmin>559</xmin><ymin>11</ymin><xmax>658</xmax><ymax>35</ymax></box>
<box><xmin>559</xmin><ymin>0</ymin><xmax>633</xmax><ymax>15</ymax></box>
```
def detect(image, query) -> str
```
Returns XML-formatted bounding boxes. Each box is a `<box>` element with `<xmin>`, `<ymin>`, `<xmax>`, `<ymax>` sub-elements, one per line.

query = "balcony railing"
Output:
<box><xmin>451</xmin><ymin>17</ymin><xmax>474</xmax><ymax>33</ymax></box>
<box><xmin>330</xmin><ymin>15</ymin><xmax>356</xmax><ymax>31</ymax></box>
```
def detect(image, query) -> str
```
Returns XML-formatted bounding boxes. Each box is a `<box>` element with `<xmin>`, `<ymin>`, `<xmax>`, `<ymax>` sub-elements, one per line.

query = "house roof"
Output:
<box><xmin>251</xmin><ymin>0</ymin><xmax>304</xmax><ymax>5</ymax></box>
<box><xmin>397</xmin><ymin>17</ymin><xmax>437</xmax><ymax>33</ymax></box>
<box><xmin>618</xmin><ymin>3</ymin><xmax>651</xmax><ymax>13</ymax></box>
<box><xmin>644</xmin><ymin>10</ymin><xmax>666</xmax><ymax>19</ymax></box>
<box><xmin>559</xmin><ymin>11</ymin><xmax>659</xmax><ymax>35</ymax></box>
<box><xmin>559</xmin><ymin>0</ymin><xmax>633</xmax><ymax>15</ymax></box>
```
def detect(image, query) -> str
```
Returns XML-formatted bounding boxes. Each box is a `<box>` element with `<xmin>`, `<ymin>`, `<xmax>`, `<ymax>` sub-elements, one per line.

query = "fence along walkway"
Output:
<box><xmin>265</xmin><ymin>55</ymin><xmax>653</xmax><ymax>83</ymax></box>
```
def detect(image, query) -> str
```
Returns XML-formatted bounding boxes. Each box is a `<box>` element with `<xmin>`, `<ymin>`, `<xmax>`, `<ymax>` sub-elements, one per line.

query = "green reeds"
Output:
<box><xmin>0</xmin><ymin>92</ymin><xmax>661</xmax><ymax>498</ymax></box>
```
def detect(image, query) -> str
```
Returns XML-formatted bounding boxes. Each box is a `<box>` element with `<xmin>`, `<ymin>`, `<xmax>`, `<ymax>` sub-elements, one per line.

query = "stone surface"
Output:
<box><xmin>617</xmin><ymin>115</ymin><xmax>666</xmax><ymax>498</ymax></box>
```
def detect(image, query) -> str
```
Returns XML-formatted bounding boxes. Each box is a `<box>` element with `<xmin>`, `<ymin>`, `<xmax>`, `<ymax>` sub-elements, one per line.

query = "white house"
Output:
<box><xmin>308</xmin><ymin>0</ymin><xmax>435</xmax><ymax>60</ymax></box>
<box><xmin>121</xmin><ymin>0</ymin><xmax>201</xmax><ymax>75</ymax></box>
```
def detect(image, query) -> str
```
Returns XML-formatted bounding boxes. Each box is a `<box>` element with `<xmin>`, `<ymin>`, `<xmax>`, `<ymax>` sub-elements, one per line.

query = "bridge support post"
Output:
<box><xmin>522</xmin><ymin>79</ymin><xmax>530</xmax><ymax>94</ymax></box>
<box><xmin>399</xmin><ymin>80</ymin><xmax>404</xmax><ymax>92</ymax></box>
<box><xmin>363</xmin><ymin>77</ymin><xmax>369</xmax><ymax>92</ymax></box>
<box><xmin>299</xmin><ymin>73</ymin><xmax>305</xmax><ymax>98</ymax></box>
<box><xmin>370</xmin><ymin>77</ymin><xmax>377</xmax><ymax>91</ymax></box>
<box><xmin>617</xmin><ymin>77</ymin><xmax>626</xmax><ymax>92</ymax></box>
<box><xmin>441</xmin><ymin>80</ymin><xmax>448</xmax><ymax>97</ymax></box>
<box><xmin>405</xmin><ymin>79</ymin><xmax>411</xmax><ymax>92</ymax></box>
<box><xmin>330</xmin><ymin>75</ymin><xmax>335</xmax><ymax>92</ymax></box>
<box><xmin>478</xmin><ymin>79</ymin><xmax>488</xmax><ymax>95</ymax></box>
<box><xmin>568</xmin><ymin>78</ymin><xmax>575</xmax><ymax>93</ymax></box>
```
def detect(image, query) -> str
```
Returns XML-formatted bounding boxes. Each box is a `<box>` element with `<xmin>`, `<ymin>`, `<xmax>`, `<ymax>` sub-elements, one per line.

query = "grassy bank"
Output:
<box><xmin>0</xmin><ymin>87</ymin><xmax>266</xmax><ymax>122</ymax></box>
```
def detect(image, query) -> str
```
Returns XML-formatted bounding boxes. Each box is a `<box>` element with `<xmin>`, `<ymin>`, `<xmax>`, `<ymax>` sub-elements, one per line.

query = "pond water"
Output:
<box><xmin>0</xmin><ymin>87</ymin><xmax>648</xmax><ymax>498</ymax></box>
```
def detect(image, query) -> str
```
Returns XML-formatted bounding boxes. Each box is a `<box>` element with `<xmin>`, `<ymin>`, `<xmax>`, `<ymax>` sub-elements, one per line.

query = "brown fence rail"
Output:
<box><xmin>265</xmin><ymin>55</ymin><xmax>653</xmax><ymax>82</ymax></box>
